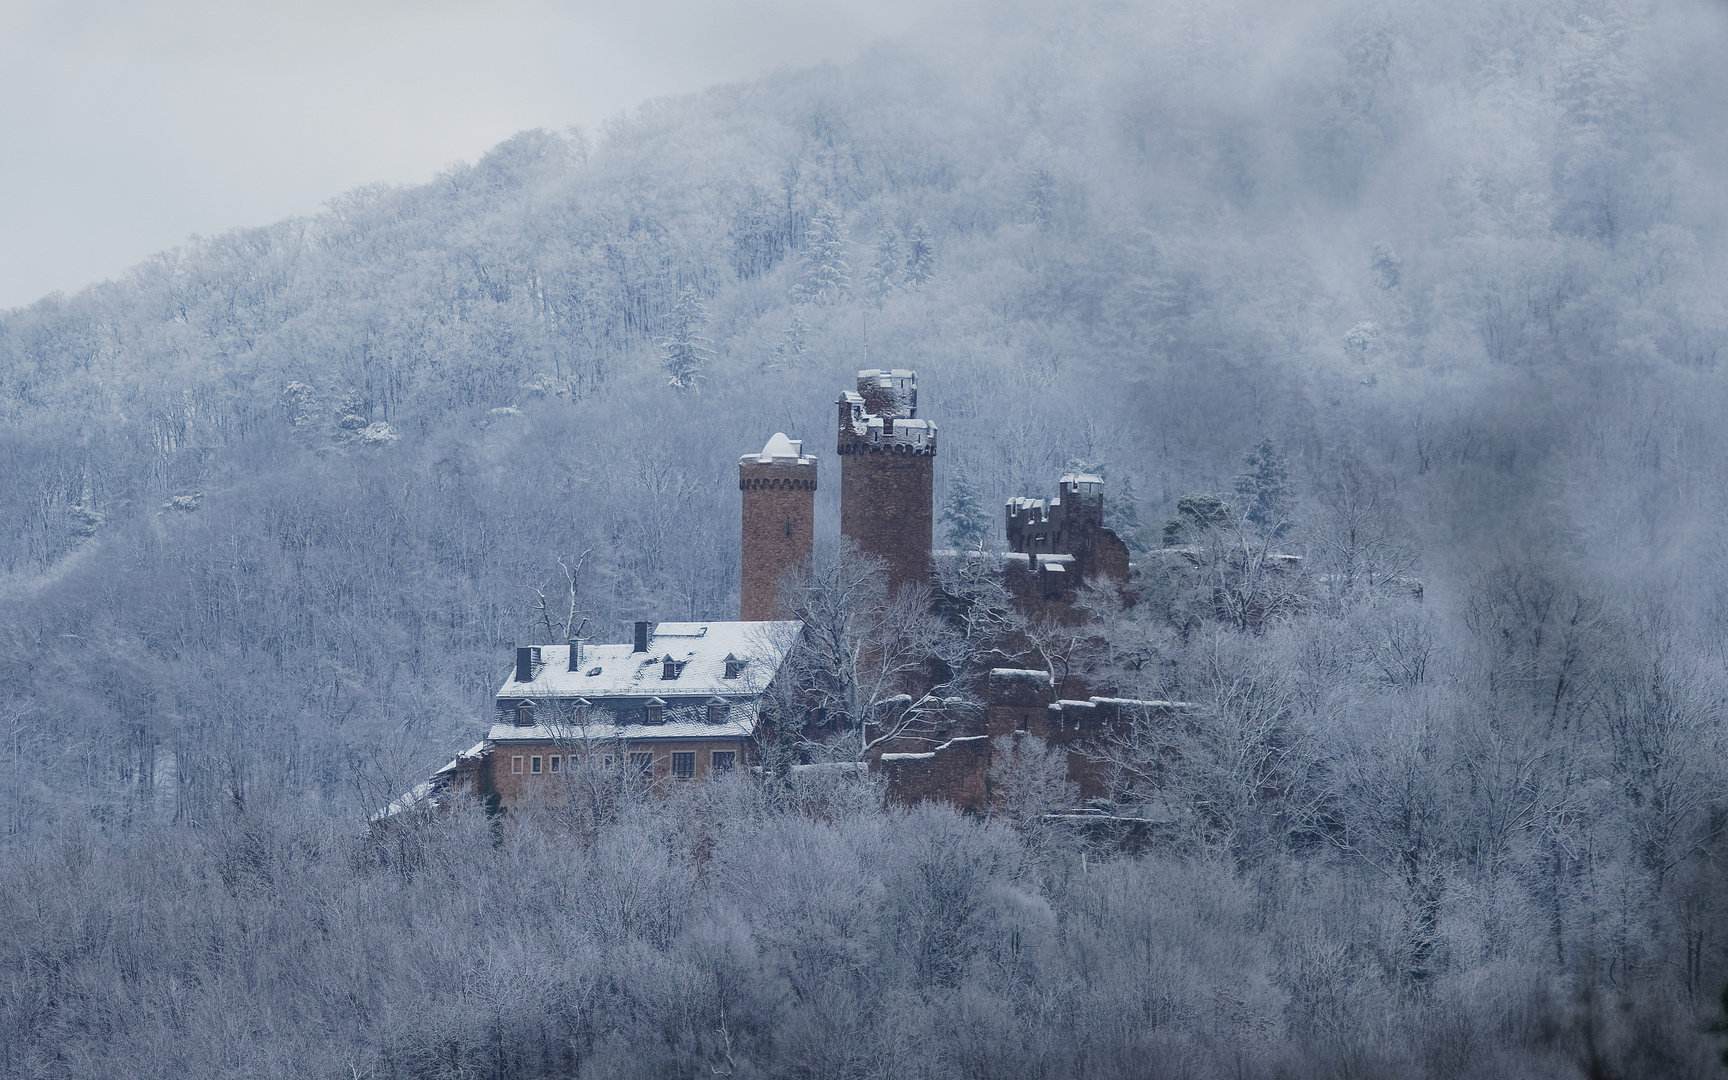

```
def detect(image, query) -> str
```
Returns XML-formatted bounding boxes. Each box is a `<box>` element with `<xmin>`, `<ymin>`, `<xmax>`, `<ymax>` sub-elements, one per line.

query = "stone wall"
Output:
<box><xmin>877</xmin><ymin>735</ymin><xmax>992</xmax><ymax>812</ymax></box>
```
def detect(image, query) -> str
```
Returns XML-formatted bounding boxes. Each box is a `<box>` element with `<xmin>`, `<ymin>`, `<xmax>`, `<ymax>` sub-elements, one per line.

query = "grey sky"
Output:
<box><xmin>0</xmin><ymin>0</ymin><xmax>966</xmax><ymax>311</ymax></box>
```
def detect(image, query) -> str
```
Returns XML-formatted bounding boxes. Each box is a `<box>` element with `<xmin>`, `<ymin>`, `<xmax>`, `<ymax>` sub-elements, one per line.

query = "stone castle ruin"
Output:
<box><xmin>739</xmin><ymin>369</ymin><xmax>1189</xmax><ymax>810</ymax></box>
<box><xmin>394</xmin><ymin>368</ymin><xmax>1194</xmax><ymax>823</ymax></box>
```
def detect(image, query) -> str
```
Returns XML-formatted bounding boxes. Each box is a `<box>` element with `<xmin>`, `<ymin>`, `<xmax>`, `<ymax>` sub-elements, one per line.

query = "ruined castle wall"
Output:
<box><xmin>877</xmin><ymin>735</ymin><xmax>991</xmax><ymax>812</ymax></box>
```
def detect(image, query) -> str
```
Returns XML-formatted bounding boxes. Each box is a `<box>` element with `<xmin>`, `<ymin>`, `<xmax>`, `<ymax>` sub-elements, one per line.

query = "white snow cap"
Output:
<box><xmin>743</xmin><ymin>432</ymin><xmax>815</xmax><ymax>465</ymax></box>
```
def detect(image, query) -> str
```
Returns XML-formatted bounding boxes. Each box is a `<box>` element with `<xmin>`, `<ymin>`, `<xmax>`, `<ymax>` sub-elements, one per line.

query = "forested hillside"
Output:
<box><xmin>5</xmin><ymin>0</ymin><xmax>1728</xmax><ymax>1075</ymax></box>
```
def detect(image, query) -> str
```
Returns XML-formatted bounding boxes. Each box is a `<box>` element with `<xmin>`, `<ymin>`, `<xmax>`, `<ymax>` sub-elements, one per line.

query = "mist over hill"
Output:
<box><xmin>5</xmin><ymin>0</ymin><xmax>1728</xmax><ymax>1075</ymax></box>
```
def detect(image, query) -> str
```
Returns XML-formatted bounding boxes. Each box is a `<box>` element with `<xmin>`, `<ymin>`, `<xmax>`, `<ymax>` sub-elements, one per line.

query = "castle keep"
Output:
<box><xmin>837</xmin><ymin>369</ymin><xmax>936</xmax><ymax>596</ymax></box>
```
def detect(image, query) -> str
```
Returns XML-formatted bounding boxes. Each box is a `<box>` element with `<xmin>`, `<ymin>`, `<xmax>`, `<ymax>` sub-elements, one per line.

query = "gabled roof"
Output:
<box><xmin>497</xmin><ymin>620</ymin><xmax>801</xmax><ymax>702</ymax></box>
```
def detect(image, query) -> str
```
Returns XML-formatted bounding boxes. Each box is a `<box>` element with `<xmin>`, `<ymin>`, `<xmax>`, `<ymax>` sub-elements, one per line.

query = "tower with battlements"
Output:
<box><xmin>837</xmin><ymin>369</ymin><xmax>937</xmax><ymax>596</ymax></box>
<box><xmin>739</xmin><ymin>433</ymin><xmax>818</xmax><ymax>620</ymax></box>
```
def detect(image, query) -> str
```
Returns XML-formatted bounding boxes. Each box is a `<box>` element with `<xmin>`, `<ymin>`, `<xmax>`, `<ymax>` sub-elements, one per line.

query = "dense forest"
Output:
<box><xmin>5</xmin><ymin>0</ymin><xmax>1728</xmax><ymax>1075</ymax></box>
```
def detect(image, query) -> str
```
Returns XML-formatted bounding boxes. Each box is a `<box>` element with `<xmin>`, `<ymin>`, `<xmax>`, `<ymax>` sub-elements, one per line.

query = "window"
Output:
<box><xmin>531</xmin><ymin>756</ymin><xmax>542</xmax><ymax>774</ymax></box>
<box><xmin>511</xmin><ymin>756</ymin><xmax>523</xmax><ymax>774</ymax></box>
<box><xmin>515</xmin><ymin>702</ymin><xmax>534</xmax><ymax>726</ymax></box>
<box><xmin>645</xmin><ymin>701</ymin><xmax>665</xmax><ymax>724</ymax></box>
<box><xmin>784</xmin><ymin>520</ymin><xmax>795</xmax><ymax>539</ymax></box>
<box><xmin>711</xmin><ymin>751</ymin><xmax>735</xmax><ymax>773</ymax></box>
<box><xmin>630</xmin><ymin>752</ymin><xmax>654</xmax><ymax>778</ymax></box>
<box><xmin>707</xmin><ymin>701</ymin><xmax>729</xmax><ymax>724</ymax></box>
<box><xmin>549</xmin><ymin>755</ymin><xmax>560</xmax><ymax>773</ymax></box>
<box><xmin>671</xmin><ymin>752</ymin><xmax>695</xmax><ymax>780</ymax></box>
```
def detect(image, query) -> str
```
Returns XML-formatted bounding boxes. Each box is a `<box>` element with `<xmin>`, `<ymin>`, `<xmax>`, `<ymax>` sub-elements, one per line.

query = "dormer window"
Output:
<box><xmin>515</xmin><ymin>701</ymin><xmax>534</xmax><ymax>727</ymax></box>
<box><xmin>723</xmin><ymin>653</ymin><xmax>744</xmax><ymax>679</ymax></box>
<box><xmin>706</xmin><ymin>697</ymin><xmax>730</xmax><ymax>724</ymax></box>
<box><xmin>661</xmin><ymin>654</ymin><xmax>685</xmax><ymax>680</ymax></box>
<box><xmin>570</xmin><ymin>698</ymin><xmax>590</xmax><ymax>724</ymax></box>
<box><xmin>644</xmin><ymin>697</ymin><xmax>666</xmax><ymax>725</ymax></box>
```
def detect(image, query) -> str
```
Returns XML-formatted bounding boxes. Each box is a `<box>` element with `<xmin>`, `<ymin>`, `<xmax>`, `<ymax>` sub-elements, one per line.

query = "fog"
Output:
<box><xmin>0</xmin><ymin>0</ymin><xmax>980</xmax><ymax>309</ymax></box>
<box><xmin>4</xmin><ymin>0</ymin><xmax>1728</xmax><ymax>1075</ymax></box>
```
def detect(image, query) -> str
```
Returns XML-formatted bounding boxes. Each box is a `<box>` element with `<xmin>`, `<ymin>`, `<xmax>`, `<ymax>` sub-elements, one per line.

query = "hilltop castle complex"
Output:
<box><xmin>400</xmin><ymin>369</ymin><xmax>1185</xmax><ymax>820</ymax></box>
<box><xmin>731</xmin><ymin>369</ymin><xmax>1183</xmax><ymax>808</ymax></box>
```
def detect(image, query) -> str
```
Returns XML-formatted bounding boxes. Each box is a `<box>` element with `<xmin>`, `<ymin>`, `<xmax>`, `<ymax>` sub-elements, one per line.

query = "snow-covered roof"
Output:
<box><xmin>858</xmin><ymin>368</ymin><xmax>915</xmax><ymax>380</ymax></box>
<box><xmin>487</xmin><ymin>702</ymin><xmax>762</xmax><ymax>744</ymax></box>
<box><xmin>740</xmin><ymin>432</ymin><xmax>817</xmax><ymax>466</ymax></box>
<box><xmin>1060</xmin><ymin>473</ymin><xmax>1105</xmax><ymax>486</ymax></box>
<box><xmin>497</xmin><ymin>620</ymin><xmax>801</xmax><ymax>702</ymax></box>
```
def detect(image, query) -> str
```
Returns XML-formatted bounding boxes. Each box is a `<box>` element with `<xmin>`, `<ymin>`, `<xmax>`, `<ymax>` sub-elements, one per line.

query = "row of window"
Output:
<box><xmin>512</xmin><ymin>701</ymin><xmax>732</xmax><ymax>726</ymax></box>
<box><xmin>509</xmin><ymin>750</ymin><xmax>737</xmax><ymax>778</ymax></box>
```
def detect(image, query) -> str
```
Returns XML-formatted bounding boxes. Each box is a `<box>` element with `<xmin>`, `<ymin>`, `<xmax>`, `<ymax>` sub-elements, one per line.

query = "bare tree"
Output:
<box><xmin>774</xmin><ymin>542</ymin><xmax>979</xmax><ymax>761</ymax></box>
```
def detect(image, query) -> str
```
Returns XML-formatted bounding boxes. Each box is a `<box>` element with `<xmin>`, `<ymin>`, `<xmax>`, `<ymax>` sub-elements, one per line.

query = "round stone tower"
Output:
<box><xmin>837</xmin><ymin>369</ymin><xmax>937</xmax><ymax>596</ymax></box>
<box><xmin>739</xmin><ymin>432</ymin><xmax>818</xmax><ymax>621</ymax></box>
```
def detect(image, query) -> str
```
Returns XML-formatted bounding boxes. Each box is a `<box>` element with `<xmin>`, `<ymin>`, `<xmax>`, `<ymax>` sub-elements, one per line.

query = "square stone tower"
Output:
<box><xmin>837</xmin><ymin>369</ymin><xmax>937</xmax><ymax>596</ymax></box>
<box><xmin>739</xmin><ymin>433</ymin><xmax>818</xmax><ymax>620</ymax></box>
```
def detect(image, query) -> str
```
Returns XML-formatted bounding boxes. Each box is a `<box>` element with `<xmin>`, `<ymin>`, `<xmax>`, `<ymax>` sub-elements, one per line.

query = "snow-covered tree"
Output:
<box><xmin>780</xmin><ymin>311</ymin><xmax>809</xmax><ymax>357</ymax></box>
<box><xmin>793</xmin><ymin>201</ymin><xmax>850</xmax><ymax>305</ymax></box>
<box><xmin>659</xmin><ymin>285</ymin><xmax>711</xmax><ymax>391</ymax></box>
<box><xmin>903</xmin><ymin>219</ymin><xmax>935</xmax><ymax>287</ymax></box>
<box><xmin>866</xmin><ymin>227</ymin><xmax>902</xmax><ymax>305</ymax></box>
<box><xmin>1233</xmin><ymin>439</ymin><xmax>1292</xmax><ymax>533</ymax></box>
<box><xmin>941</xmin><ymin>470</ymin><xmax>992</xmax><ymax>552</ymax></box>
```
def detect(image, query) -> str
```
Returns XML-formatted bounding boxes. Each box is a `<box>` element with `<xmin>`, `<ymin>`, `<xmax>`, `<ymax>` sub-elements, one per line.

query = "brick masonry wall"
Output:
<box><xmin>740</xmin><ymin>459</ymin><xmax>816</xmax><ymax>620</ymax></box>
<box><xmin>480</xmin><ymin>737</ymin><xmax>752</xmax><ymax>807</ymax></box>
<box><xmin>878</xmin><ymin>735</ymin><xmax>992</xmax><ymax>812</ymax></box>
<box><xmin>840</xmin><ymin>448</ymin><xmax>933</xmax><ymax>596</ymax></box>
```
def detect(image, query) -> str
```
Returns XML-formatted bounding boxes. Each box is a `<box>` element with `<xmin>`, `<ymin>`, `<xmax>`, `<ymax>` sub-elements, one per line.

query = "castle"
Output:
<box><xmin>736</xmin><ymin>369</ymin><xmax>1189</xmax><ymax>810</ymax></box>
<box><xmin>390</xmin><ymin>369</ymin><xmax>1184</xmax><ymax>820</ymax></box>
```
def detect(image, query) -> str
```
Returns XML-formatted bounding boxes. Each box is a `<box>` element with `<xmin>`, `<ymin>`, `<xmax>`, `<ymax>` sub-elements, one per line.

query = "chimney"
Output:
<box><xmin>567</xmin><ymin>638</ymin><xmax>585</xmax><ymax>672</ymax></box>
<box><xmin>515</xmin><ymin>646</ymin><xmax>535</xmax><ymax>683</ymax></box>
<box><xmin>633</xmin><ymin>621</ymin><xmax>652</xmax><ymax>653</ymax></box>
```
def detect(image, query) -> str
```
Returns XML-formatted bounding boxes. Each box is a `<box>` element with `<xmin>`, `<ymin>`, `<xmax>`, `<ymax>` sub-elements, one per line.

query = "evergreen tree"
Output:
<box><xmin>941</xmin><ymin>470</ymin><xmax>992</xmax><ymax>551</ymax></box>
<box><xmin>904</xmin><ymin>219</ymin><xmax>935</xmax><ymax>287</ymax></box>
<box><xmin>1107</xmin><ymin>474</ymin><xmax>1152</xmax><ymax>555</ymax></box>
<box><xmin>784</xmin><ymin>309</ymin><xmax>808</xmax><ymax>355</ymax></box>
<box><xmin>793</xmin><ymin>201</ymin><xmax>851</xmax><ymax>305</ymax></box>
<box><xmin>866</xmin><ymin>227</ymin><xmax>902</xmax><ymax>306</ymax></box>
<box><xmin>1233</xmin><ymin>439</ymin><xmax>1292</xmax><ymax>533</ymax></box>
<box><xmin>659</xmin><ymin>284</ymin><xmax>711</xmax><ymax>391</ymax></box>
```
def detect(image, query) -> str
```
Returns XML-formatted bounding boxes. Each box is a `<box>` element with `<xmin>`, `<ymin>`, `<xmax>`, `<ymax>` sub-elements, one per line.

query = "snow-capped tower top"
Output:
<box><xmin>838</xmin><ymin>370</ymin><xmax>936</xmax><ymax>457</ymax></box>
<box><xmin>741</xmin><ymin>432</ymin><xmax>818</xmax><ymax>467</ymax></box>
<box><xmin>855</xmin><ymin>368</ymin><xmax>917</xmax><ymax>419</ymax></box>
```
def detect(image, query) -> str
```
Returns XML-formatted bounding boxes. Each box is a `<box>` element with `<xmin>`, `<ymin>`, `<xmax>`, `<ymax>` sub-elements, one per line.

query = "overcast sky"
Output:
<box><xmin>0</xmin><ymin>0</ymin><xmax>968</xmax><ymax>311</ymax></box>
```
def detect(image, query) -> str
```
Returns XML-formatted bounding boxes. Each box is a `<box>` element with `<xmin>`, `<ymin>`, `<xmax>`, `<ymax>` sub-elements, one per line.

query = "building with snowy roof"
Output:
<box><xmin>404</xmin><ymin>620</ymin><xmax>802</xmax><ymax>814</ymax></box>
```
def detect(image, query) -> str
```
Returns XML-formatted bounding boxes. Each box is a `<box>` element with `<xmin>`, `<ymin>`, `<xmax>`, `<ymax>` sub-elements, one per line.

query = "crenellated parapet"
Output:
<box><xmin>1004</xmin><ymin>472</ymin><xmax>1127</xmax><ymax>591</ymax></box>
<box><xmin>837</xmin><ymin>370</ymin><xmax>937</xmax><ymax>458</ymax></box>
